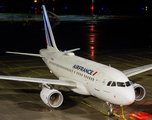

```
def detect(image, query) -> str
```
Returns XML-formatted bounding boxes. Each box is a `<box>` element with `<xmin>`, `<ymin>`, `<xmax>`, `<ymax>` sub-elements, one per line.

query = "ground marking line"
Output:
<box><xmin>109</xmin><ymin>56</ymin><xmax>143</xmax><ymax>65</ymax></box>
<box><xmin>142</xmin><ymin>104</ymin><xmax>152</xmax><ymax>112</ymax></box>
<box><xmin>129</xmin><ymin>101</ymin><xmax>147</xmax><ymax>114</ymax></box>
<box><xmin>26</xmin><ymin>75</ymin><xmax>31</xmax><ymax>78</ymax></box>
<box><xmin>81</xmin><ymin>101</ymin><xmax>91</xmax><ymax>107</ymax></box>
<box><xmin>69</xmin><ymin>96</ymin><xmax>111</xmax><ymax>116</ymax></box>
<box><xmin>123</xmin><ymin>103</ymin><xmax>135</xmax><ymax>111</ymax></box>
<box><xmin>2</xmin><ymin>61</ymin><xmax>32</xmax><ymax>78</ymax></box>
<box><xmin>127</xmin><ymin>54</ymin><xmax>152</xmax><ymax>61</ymax></box>
<box><xmin>8</xmin><ymin>66</ymin><xmax>13</xmax><ymax>69</ymax></box>
<box><xmin>114</xmin><ymin>105</ymin><xmax>120</xmax><ymax>111</ymax></box>
<box><xmin>0</xmin><ymin>59</ymin><xmax>41</xmax><ymax>63</ymax></box>
<box><xmin>0</xmin><ymin>62</ymin><xmax>5</xmax><ymax>65</ymax></box>
<box><xmin>69</xmin><ymin>96</ymin><xmax>73</xmax><ymax>98</ymax></box>
<box><xmin>100</xmin><ymin>110</ymin><xmax>108</xmax><ymax>115</ymax></box>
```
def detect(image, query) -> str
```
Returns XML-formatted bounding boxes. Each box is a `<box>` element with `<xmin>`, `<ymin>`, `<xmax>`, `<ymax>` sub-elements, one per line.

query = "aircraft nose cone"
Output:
<box><xmin>123</xmin><ymin>91</ymin><xmax>135</xmax><ymax>105</ymax></box>
<box><xmin>126</xmin><ymin>94</ymin><xmax>135</xmax><ymax>104</ymax></box>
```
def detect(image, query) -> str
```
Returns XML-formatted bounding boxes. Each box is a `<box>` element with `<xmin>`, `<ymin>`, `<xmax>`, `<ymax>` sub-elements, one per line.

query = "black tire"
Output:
<box><xmin>108</xmin><ymin>110</ymin><xmax>114</xmax><ymax>116</ymax></box>
<box><xmin>108</xmin><ymin>110</ymin><xmax>113</xmax><ymax>116</ymax></box>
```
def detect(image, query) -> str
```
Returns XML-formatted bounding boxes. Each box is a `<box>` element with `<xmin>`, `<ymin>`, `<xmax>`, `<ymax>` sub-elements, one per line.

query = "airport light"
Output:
<box><xmin>101</xmin><ymin>7</ymin><xmax>104</xmax><ymax>10</ymax></box>
<box><xmin>91</xmin><ymin>0</ymin><xmax>94</xmax><ymax>15</ymax></box>
<box><xmin>31</xmin><ymin>6</ymin><xmax>34</xmax><ymax>9</ymax></box>
<box><xmin>34</xmin><ymin>0</ymin><xmax>37</xmax><ymax>3</ymax></box>
<box><xmin>0</xmin><ymin>6</ymin><xmax>2</xmax><ymax>8</ymax></box>
<box><xmin>142</xmin><ymin>8</ymin><xmax>144</xmax><ymax>10</ymax></box>
<box><xmin>65</xmin><ymin>7</ymin><xmax>67</xmax><ymax>9</ymax></box>
<box><xmin>145</xmin><ymin>6</ymin><xmax>148</xmax><ymax>11</ymax></box>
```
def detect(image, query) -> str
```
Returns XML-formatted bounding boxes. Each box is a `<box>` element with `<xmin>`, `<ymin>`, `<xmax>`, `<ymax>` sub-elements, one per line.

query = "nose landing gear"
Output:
<box><xmin>106</xmin><ymin>102</ymin><xmax>114</xmax><ymax>116</ymax></box>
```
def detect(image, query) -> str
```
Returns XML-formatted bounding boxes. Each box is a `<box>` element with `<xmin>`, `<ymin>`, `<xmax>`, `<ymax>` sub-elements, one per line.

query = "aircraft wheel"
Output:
<box><xmin>108</xmin><ymin>110</ymin><xmax>113</xmax><ymax>116</ymax></box>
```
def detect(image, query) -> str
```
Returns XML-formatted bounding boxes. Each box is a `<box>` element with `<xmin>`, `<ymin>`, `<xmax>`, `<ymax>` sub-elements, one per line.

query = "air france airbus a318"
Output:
<box><xmin>1</xmin><ymin>5</ymin><xmax>152</xmax><ymax>116</ymax></box>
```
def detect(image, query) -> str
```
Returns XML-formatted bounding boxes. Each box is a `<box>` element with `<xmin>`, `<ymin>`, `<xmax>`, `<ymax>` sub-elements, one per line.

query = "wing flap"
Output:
<box><xmin>123</xmin><ymin>64</ymin><xmax>152</xmax><ymax>77</ymax></box>
<box><xmin>0</xmin><ymin>75</ymin><xmax>76</xmax><ymax>87</ymax></box>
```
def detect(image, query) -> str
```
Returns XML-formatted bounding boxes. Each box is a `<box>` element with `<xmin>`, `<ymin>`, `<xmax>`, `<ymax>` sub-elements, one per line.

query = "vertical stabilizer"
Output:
<box><xmin>42</xmin><ymin>5</ymin><xmax>58</xmax><ymax>50</ymax></box>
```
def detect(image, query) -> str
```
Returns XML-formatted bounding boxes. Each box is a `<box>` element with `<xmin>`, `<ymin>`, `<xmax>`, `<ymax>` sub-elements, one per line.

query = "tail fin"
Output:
<box><xmin>42</xmin><ymin>5</ymin><xmax>58</xmax><ymax>51</ymax></box>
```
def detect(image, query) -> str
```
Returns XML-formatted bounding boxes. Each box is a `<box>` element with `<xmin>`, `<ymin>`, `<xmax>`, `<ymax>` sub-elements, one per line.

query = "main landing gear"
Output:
<box><xmin>106</xmin><ymin>102</ymin><xmax>114</xmax><ymax>116</ymax></box>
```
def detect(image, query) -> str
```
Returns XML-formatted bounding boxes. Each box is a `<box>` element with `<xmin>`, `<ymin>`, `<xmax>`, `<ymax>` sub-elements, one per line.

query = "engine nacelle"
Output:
<box><xmin>132</xmin><ymin>83</ymin><xmax>146</xmax><ymax>101</ymax></box>
<box><xmin>40</xmin><ymin>87</ymin><xmax>63</xmax><ymax>108</ymax></box>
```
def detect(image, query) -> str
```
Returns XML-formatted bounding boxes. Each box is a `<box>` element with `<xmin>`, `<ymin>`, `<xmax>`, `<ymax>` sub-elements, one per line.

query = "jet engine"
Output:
<box><xmin>40</xmin><ymin>87</ymin><xmax>63</xmax><ymax>108</ymax></box>
<box><xmin>132</xmin><ymin>83</ymin><xmax>146</xmax><ymax>101</ymax></box>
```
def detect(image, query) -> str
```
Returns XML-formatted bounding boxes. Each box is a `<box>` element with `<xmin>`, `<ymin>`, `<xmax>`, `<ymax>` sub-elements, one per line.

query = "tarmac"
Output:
<box><xmin>0</xmin><ymin>48</ymin><xmax>152</xmax><ymax>120</ymax></box>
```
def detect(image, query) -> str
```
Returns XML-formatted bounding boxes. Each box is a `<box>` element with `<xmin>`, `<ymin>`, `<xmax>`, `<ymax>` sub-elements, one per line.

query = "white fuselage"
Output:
<box><xmin>40</xmin><ymin>47</ymin><xmax>135</xmax><ymax>105</ymax></box>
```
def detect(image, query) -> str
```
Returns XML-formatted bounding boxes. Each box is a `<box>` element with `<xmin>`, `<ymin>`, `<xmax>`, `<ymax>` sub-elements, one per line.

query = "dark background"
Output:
<box><xmin>0</xmin><ymin>19</ymin><xmax>152</xmax><ymax>55</ymax></box>
<box><xmin>0</xmin><ymin>0</ymin><xmax>152</xmax><ymax>15</ymax></box>
<box><xmin>0</xmin><ymin>1</ymin><xmax>152</xmax><ymax>55</ymax></box>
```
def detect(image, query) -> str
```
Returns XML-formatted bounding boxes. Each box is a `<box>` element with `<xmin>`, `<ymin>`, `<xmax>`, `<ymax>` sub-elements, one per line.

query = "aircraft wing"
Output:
<box><xmin>0</xmin><ymin>75</ymin><xmax>76</xmax><ymax>87</ymax></box>
<box><xmin>122</xmin><ymin>64</ymin><xmax>152</xmax><ymax>77</ymax></box>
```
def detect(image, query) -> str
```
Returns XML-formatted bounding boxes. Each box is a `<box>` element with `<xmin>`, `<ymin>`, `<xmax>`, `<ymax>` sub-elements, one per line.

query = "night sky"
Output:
<box><xmin>0</xmin><ymin>0</ymin><xmax>152</xmax><ymax>15</ymax></box>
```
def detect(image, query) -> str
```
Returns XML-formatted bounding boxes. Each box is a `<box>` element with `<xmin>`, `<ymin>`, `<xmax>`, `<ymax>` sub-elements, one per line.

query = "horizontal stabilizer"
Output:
<box><xmin>65</xmin><ymin>48</ymin><xmax>80</xmax><ymax>53</ymax></box>
<box><xmin>6</xmin><ymin>51</ymin><xmax>41</xmax><ymax>57</ymax></box>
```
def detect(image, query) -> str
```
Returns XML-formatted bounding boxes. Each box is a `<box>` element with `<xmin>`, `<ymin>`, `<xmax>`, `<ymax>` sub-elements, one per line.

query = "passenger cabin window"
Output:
<box><xmin>117</xmin><ymin>82</ymin><xmax>125</xmax><ymax>87</ymax></box>
<box><xmin>107</xmin><ymin>81</ymin><xmax>112</xmax><ymax>86</ymax></box>
<box><xmin>111</xmin><ymin>81</ymin><xmax>116</xmax><ymax>87</ymax></box>
<box><xmin>125</xmin><ymin>81</ymin><xmax>131</xmax><ymax>87</ymax></box>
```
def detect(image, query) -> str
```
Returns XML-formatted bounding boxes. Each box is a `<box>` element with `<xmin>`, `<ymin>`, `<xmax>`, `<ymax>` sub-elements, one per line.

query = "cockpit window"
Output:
<box><xmin>107</xmin><ymin>81</ymin><xmax>112</xmax><ymax>86</ymax></box>
<box><xmin>125</xmin><ymin>81</ymin><xmax>131</xmax><ymax>87</ymax></box>
<box><xmin>111</xmin><ymin>81</ymin><xmax>116</xmax><ymax>87</ymax></box>
<box><xmin>117</xmin><ymin>82</ymin><xmax>125</xmax><ymax>87</ymax></box>
<box><xmin>107</xmin><ymin>81</ymin><xmax>131</xmax><ymax>87</ymax></box>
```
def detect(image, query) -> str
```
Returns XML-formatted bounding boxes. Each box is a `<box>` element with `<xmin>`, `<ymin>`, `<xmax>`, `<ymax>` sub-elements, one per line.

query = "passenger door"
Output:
<box><xmin>95</xmin><ymin>73</ymin><xmax>104</xmax><ymax>91</ymax></box>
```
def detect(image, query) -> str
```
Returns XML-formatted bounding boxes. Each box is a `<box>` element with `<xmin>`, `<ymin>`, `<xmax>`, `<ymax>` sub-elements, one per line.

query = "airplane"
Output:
<box><xmin>0</xmin><ymin>5</ymin><xmax>152</xmax><ymax>116</ymax></box>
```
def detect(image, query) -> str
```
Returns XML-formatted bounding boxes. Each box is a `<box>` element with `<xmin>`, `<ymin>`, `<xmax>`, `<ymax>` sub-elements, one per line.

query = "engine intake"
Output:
<box><xmin>40</xmin><ymin>87</ymin><xmax>63</xmax><ymax>108</ymax></box>
<box><xmin>132</xmin><ymin>83</ymin><xmax>146</xmax><ymax>101</ymax></box>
